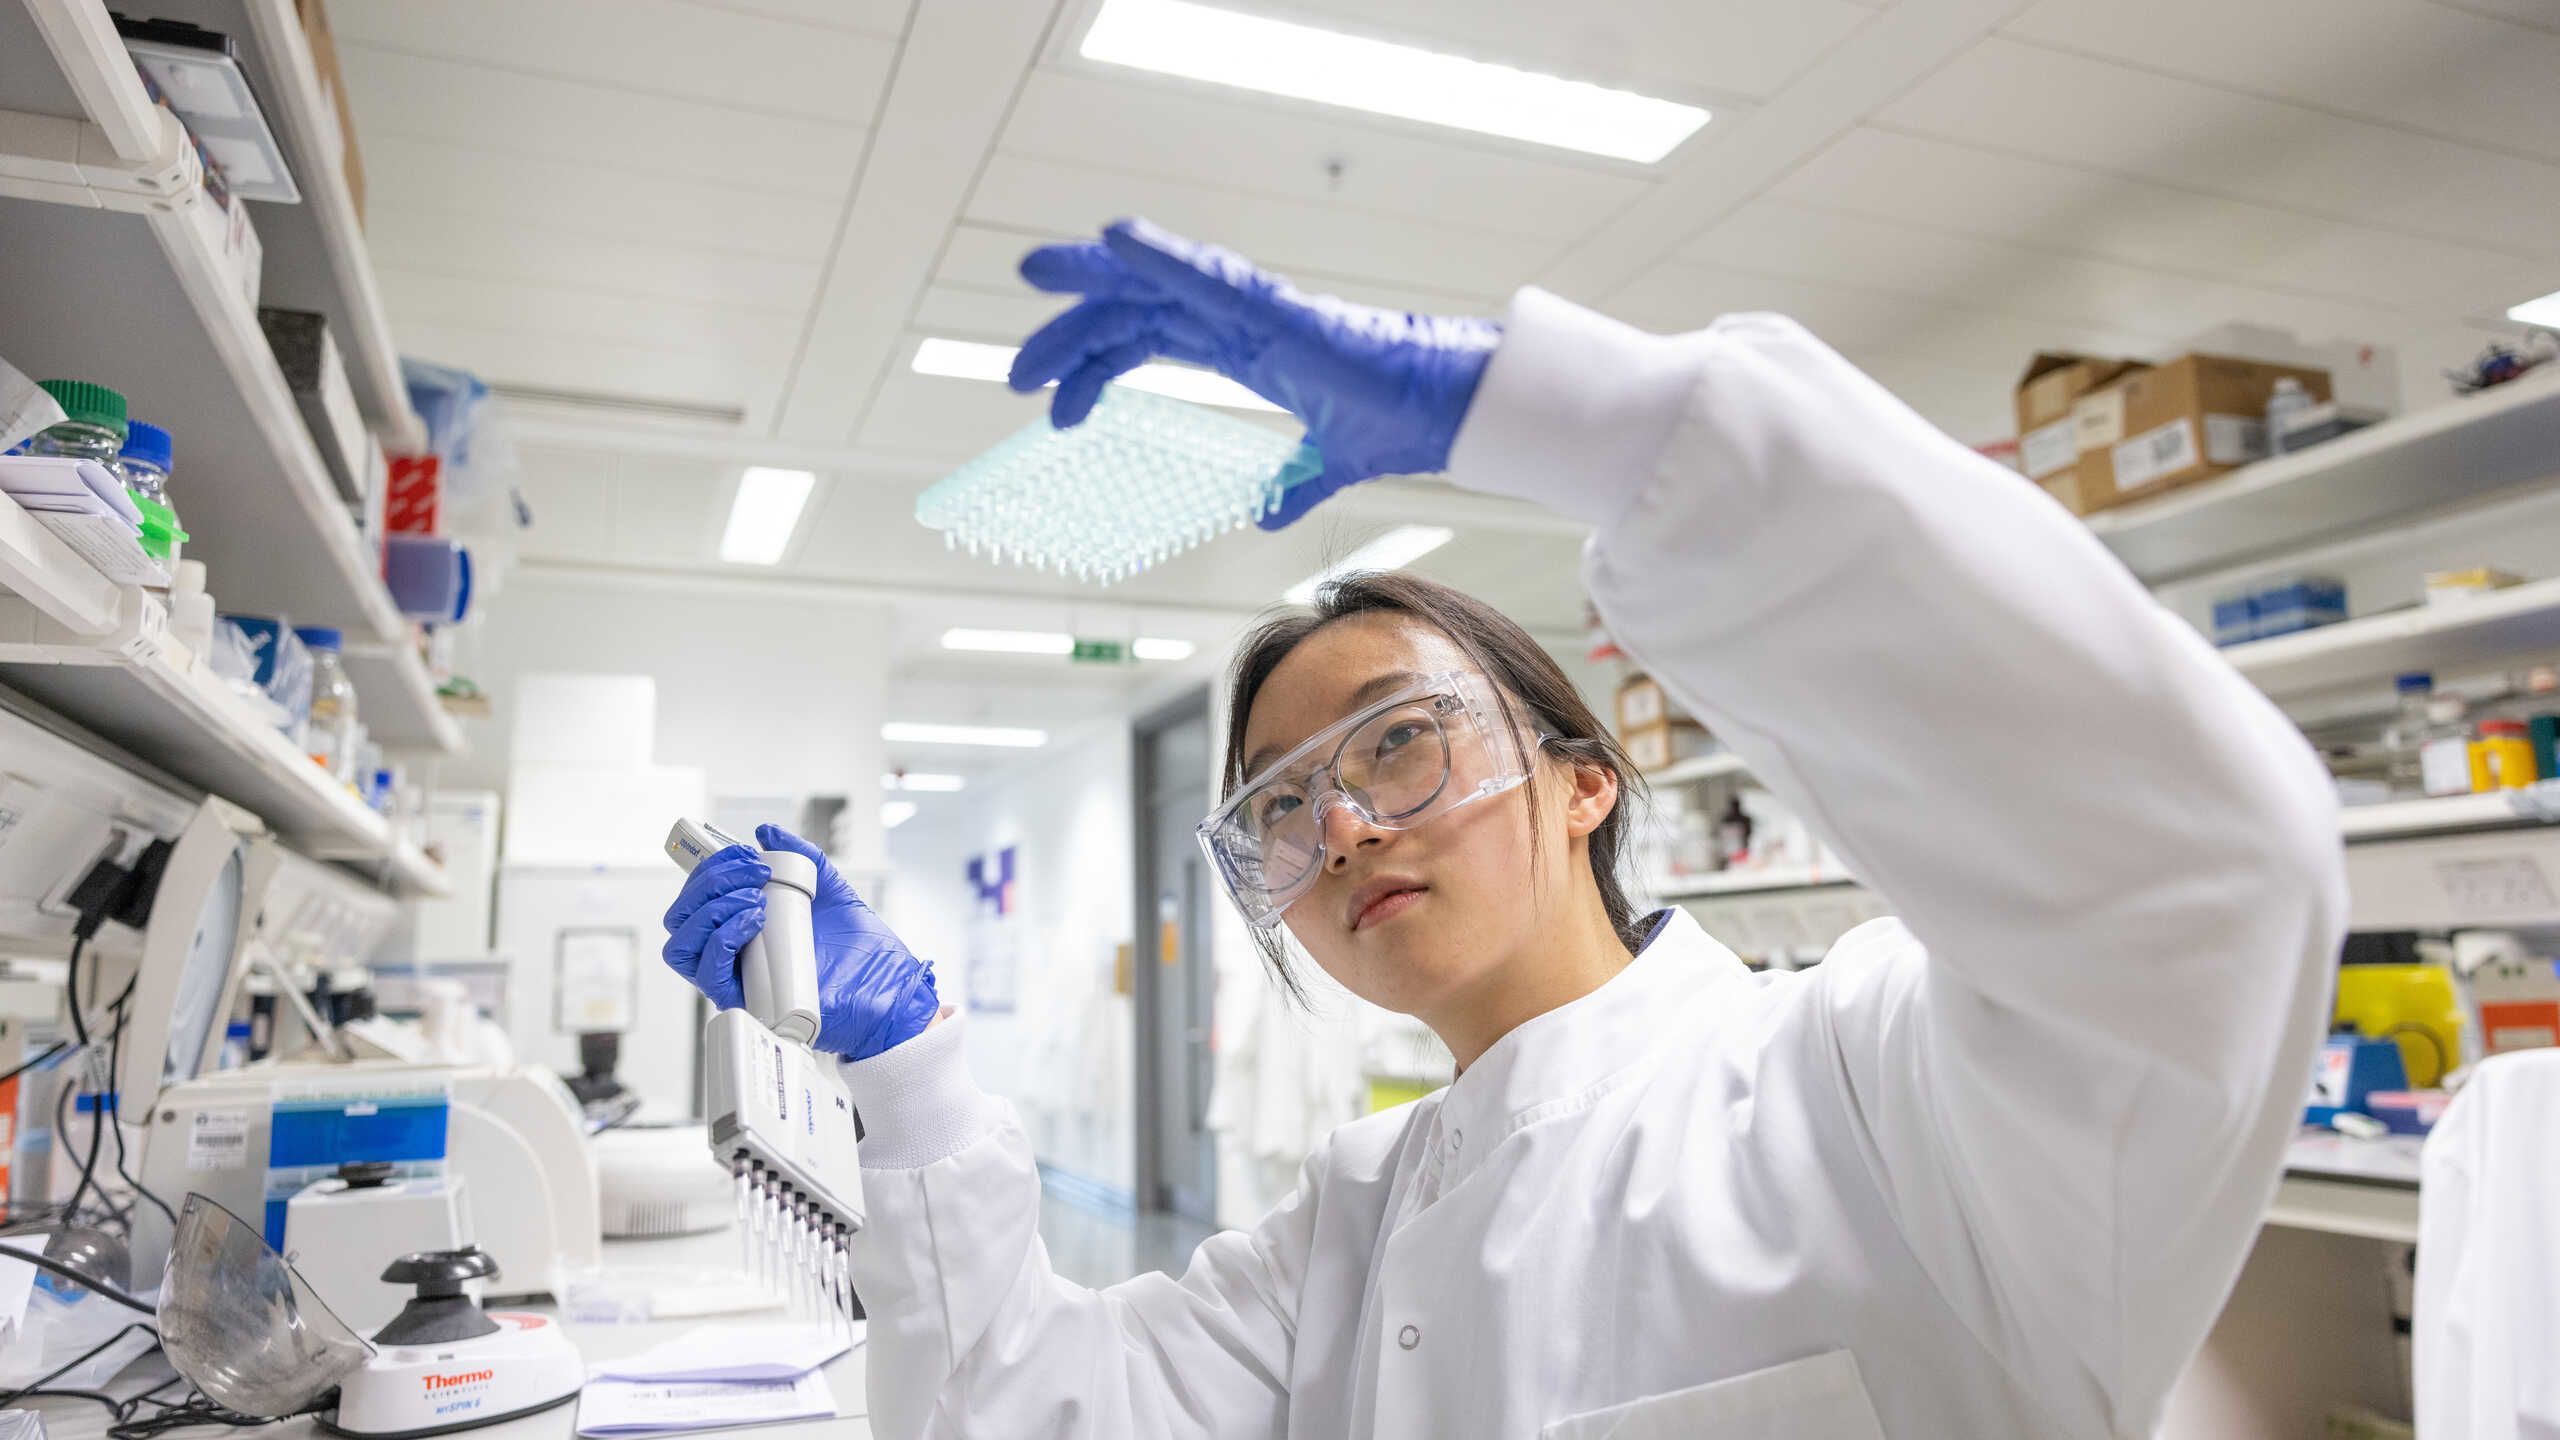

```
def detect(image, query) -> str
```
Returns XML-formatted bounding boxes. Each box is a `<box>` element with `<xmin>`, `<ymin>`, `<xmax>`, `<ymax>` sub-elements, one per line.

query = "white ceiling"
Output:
<box><xmin>334</xmin><ymin>0</ymin><xmax>2560</xmax><ymax>766</ymax></box>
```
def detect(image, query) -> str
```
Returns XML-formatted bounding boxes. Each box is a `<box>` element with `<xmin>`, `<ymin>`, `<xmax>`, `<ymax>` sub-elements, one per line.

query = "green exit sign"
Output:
<box><xmin>1070</xmin><ymin>638</ymin><xmax>1130</xmax><ymax>664</ymax></box>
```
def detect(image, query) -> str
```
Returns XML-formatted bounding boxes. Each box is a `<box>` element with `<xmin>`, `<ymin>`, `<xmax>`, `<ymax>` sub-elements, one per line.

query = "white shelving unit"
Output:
<box><xmin>1643</xmin><ymin>751</ymin><xmax>1748</xmax><ymax>787</ymax></box>
<box><xmin>2227</xmin><ymin>577</ymin><xmax>2560</xmax><ymax>700</ymax></box>
<box><xmin>342</xmin><ymin>641</ymin><xmax>464</xmax><ymax>754</ymax></box>
<box><xmin>0</xmin><ymin>0</ymin><xmax>464</xmax><ymax>902</ymax></box>
<box><xmin>2088</xmin><ymin>368</ymin><xmax>2560</xmax><ymax>586</ymax></box>
<box><xmin>2341</xmin><ymin>784</ymin><xmax>2560</xmax><ymax>841</ymax></box>
<box><xmin>139</xmin><ymin>0</ymin><xmax>423</xmax><ymax>447</ymax></box>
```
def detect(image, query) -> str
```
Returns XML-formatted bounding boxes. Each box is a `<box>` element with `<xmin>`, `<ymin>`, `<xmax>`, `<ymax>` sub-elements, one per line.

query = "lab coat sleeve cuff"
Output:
<box><xmin>1443</xmin><ymin>286</ymin><xmax>1714</xmax><ymax>528</ymax></box>
<box><xmin>837</xmin><ymin>1010</ymin><xmax>1004</xmax><ymax>1170</ymax></box>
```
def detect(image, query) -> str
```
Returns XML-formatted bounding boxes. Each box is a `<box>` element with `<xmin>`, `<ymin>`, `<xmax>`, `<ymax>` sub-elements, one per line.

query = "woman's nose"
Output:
<box><xmin>1320</xmin><ymin>798</ymin><xmax>1387</xmax><ymax>869</ymax></box>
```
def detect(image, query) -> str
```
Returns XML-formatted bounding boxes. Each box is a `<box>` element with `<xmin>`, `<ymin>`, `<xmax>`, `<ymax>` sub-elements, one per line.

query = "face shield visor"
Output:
<box><xmin>1199</xmin><ymin>670</ymin><xmax>1542</xmax><ymax>928</ymax></box>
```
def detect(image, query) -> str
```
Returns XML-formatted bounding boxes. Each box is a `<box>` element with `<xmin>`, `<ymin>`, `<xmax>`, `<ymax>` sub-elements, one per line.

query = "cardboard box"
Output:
<box><xmin>2061</xmin><ymin>354</ymin><xmax>2331</xmax><ymax>513</ymax></box>
<box><xmin>2014</xmin><ymin>352</ymin><xmax>2145</xmax><ymax>483</ymax></box>
<box><xmin>295</xmin><ymin>0</ymin><xmax>365</xmax><ymax>223</ymax></box>
<box><xmin>1623</xmin><ymin>719</ymin><xmax>1711</xmax><ymax>774</ymax></box>
<box><xmin>1615</xmin><ymin>673</ymin><xmax>1669</xmax><ymax>735</ymax></box>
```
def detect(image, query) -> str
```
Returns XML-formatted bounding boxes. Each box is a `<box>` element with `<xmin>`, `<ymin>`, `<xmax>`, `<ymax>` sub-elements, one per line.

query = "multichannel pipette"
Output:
<box><xmin>665</xmin><ymin>819</ymin><xmax>865</xmax><ymax>1332</ymax></box>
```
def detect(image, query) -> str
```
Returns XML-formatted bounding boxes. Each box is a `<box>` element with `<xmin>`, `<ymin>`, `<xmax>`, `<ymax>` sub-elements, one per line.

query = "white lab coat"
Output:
<box><xmin>839</xmin><ymin>291</ymin><xmax>2347</xmax><ymax>1438</ymax></box>
<box><xmin>2414</xmin><ymin>1048</ymin><xmax>2560</xmax><ymax>1437</ymax></box>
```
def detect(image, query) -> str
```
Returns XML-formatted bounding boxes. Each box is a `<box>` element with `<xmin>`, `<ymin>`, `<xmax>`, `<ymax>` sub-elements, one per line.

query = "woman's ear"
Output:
<box><xmin>1560</xmin><ymin>757</ymin><xmax>1619</xmax><ymax>840</ymax></box>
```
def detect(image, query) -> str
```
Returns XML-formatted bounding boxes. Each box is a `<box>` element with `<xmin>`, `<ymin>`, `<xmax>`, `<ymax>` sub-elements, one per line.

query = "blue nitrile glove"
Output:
<box><xmin>1009</xmin><ymin>217</ymin><xmax>1502</xmax><ymax>530</ymax></box>
<box><xmin>659</xmin><ymin>824</ymin><xmax>939</xmax><ymax>1061</ymax></box>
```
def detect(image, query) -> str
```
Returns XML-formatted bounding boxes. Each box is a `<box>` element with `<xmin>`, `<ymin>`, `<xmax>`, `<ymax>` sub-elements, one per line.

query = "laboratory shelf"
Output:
<box><xmin>2087</xmin><ymin>368</ymin><xmax>2560</xmax><ymax>587</ymax></box>
<box><xmin>1644</xmin><ymin>751</ymin><xmax>1749</xmax><ymax>787</ymax></box>
<box><xmin>341</xmin><ymin>639</ymin><xmax>464</xmax><ymax>755</ymax></box>
<box><xmin>1651</xmin><ymin>862</ymin><xmax>1856</xmax><ymax>898</ymax></box>
<box><xmin>2227</xmin><ymin>576</ymin><xmax>2560</xmax><ymax>701</ymax></box>
<box><xmin>0</xmin><ymin>5</ymin><xmax>406</xmax><ymax>642</ymax></box>
<box><xmin>2340</xmin><ymin>784</ymin><xmax>2560</xmax><ymax>841</ymax></box>
<box><xmin>137</xmin><ymin>0</ymin><xmax>424</xmax><ymax>447</ymax></box>
<box><xmin>0</xmin><ymin>590</ymin><xmax>433</xmax><ymax>880</ymax></box>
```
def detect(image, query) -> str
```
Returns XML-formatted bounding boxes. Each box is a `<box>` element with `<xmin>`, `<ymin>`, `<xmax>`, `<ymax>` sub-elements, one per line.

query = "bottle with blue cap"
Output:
<box><xmin>116</xmin><ymin>419</ymin><xmax>189</xmax><ymax>575</ymax></box>
<box><xmin>294</xmin><ymin>625</ymin><xmax>362</xmax><ymax>788</ymax></box>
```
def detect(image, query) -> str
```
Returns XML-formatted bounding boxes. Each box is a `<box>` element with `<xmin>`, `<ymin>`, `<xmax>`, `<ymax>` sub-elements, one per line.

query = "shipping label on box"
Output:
<box><xmin>2020</xmin><ymin>419</ymin><xmax>2077</xmax><ymax>482</ymax></box>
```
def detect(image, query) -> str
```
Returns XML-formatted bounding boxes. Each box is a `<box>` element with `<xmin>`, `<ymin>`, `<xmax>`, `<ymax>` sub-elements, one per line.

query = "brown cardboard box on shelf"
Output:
<box><xmin>1624</xmin><ymin>719</ymin><xmax>1712</xmax><ymax>774</ymax></box>
<box><xmin>1615</xmin><ymin>672</ymin><xmax>1669</xmax><ymax>736</ymax></box>
<box><xmin>295</xmin><ymin>0</ymin><xmax>366</xmax><ymax>222</ymax></box>
<box><xmin>2058</xmin><ymin>354</ymin><xmax>2332</xmax><ymax>514</ymax></box>
<box><xmin>2015</xmin><ymin>352</ymin><xmax>2146</xmax><ymax>484</ymax></box>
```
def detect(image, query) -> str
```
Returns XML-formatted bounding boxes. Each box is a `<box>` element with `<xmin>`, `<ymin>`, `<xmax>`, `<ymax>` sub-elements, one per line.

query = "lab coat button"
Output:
<box><xmin>1447</xmin><ymin>1128</ymin><xmax>1462</xmax><ymax>1152</ymax></box>
<box><xmin>1397</xmin><ymin>1324</ymin><xmax>1420</xmax><ymax>1351</ymax></box>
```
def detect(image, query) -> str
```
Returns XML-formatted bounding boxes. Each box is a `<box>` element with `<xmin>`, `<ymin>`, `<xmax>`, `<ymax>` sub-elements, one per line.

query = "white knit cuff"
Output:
<box><xmin>1445</xmin><ymin>286</ymin><xmax>1713</xmax><ymax>530</ymax></box>
<box><xmin>837</xmin><ymin>1010</ymin><xmax>1003</xmax><ymax>1170</ymax></box>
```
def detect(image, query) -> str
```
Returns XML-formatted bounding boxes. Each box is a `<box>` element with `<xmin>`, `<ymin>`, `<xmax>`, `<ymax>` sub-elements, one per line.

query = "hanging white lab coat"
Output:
<box><xmin>839</xmin><ymin>291</ymin><xmax>2346</xmax><ymax>1438</ymax></box>
<box><xmin>2414</xmin><ymin>1048</ymin><xmax>2560</xmax><ymax>1437</ymax></box>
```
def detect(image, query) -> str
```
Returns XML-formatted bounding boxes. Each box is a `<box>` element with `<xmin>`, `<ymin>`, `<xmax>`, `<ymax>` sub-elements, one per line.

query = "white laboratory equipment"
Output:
<box><xmin>283</xmin><ymin>1164</ymin><xmax>477</xmax><ymax>1331</ymax></box>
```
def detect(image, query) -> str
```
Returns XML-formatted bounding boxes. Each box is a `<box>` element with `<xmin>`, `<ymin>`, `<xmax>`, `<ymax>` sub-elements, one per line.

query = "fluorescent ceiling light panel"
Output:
<box><xmin>942</xmin><ymin>627</ymin><xmax>1076</xmax><ymax>655</ymax></box>
<box><xmin>912</xmin><ymin>337</ymin><xmax>1282</xmax><ymax>413</ymax></box>
<box><xmin>1285</xmin><ymin>525</ymin><xmax>1455</xmax><ymax>605</ymax></box>
<box><xmin>2510</xmin><ymin>289</ymin><xmax>2560</xmax><ymax>328</ymax></box>
<box><xmin>882</xmin><ymin>772</ymin><xmax>967</xmax><ymax>793</ymax></box>
<box><xmin>1132</xmin><ymin>637</ymin><xmax>1197</xmax><ymax>661</ymax></box>
<box><xmin>718</xmin><ymin>466</ymin><xmax>816</xmax><ymax>565</ymax></box>
<box><xmin>881</xmin><ymin>800</ymin><xmax>919</xmax><ymax>830</ymax></box>
<box><xmin>881</xmin><ymin>721</ymin><xmax>1050</xmax><ymax>749</ymax></box>
<box><xmin>1082</xmin><ymin>0</ymin><xmax>1709</xmax><ymax>164</ymax></box>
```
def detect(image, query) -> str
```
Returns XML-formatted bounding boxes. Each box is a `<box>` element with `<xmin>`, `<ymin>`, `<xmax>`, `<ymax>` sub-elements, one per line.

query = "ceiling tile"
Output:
<box><xmin>1773</xmin><ymin>128</ymin><xmax>2559</xmax><ymax>317</ymax></box>
<box><xmin>1226</xmin><ymin>0</ymin><xmax>1877</xmax><ymax>104</ymax></box>
<box><xmin>378</xmin><ymin>269</ymin><xmax>803</xmax><ymax>357</ymax></box>
<box><xmin>396</xmin><ymin>320</ymin><xmax>789</xmax><ymax>425</ymax></box>
<box><xmin>668</xmin><ymin>0</ymin><xmax>912</xmax><ymax>36</ymax></box>
<box><xmin>934</xmin><ymin>223</ymin><xmax>1497</xmax><ymax>316</ymax></box>
<box><xmin>340</xmin><ymin>46</ymin><xmax>866</xmax><ymax>195</ymax></box>
<box><xmin>366</xmin><ymin>206</ymin><xmax>821</xmax><ymax>312</ymax></box>
<box><xmin>966</xmin><ymin>154</ymin><xmax>1543</xmax><ymax>298</ymax></box>
<box><xmin>1877</xmin><ymin>38</ymin><xmax>2560</xmax><ymax>257</ymax></box>
<box><xmin>1000</xmin><ymin>69</ymin><xmax>1650</xmax><ymax>243</ymax></box>
<box><xmin>911</xmin><ymin>284</ymin><xmax>1061</xmax><ymax>342</ymax></box>
<box><xmin>2003</xmin><ymin>0</ymin><xmax>2560</xmax><ymax>163</ymax></box>
<box><xmin>361</xmin><ymin>134</ymin><xmax>848</xmax><ymax>261</ymax></box>
<box><xmin>333</xmin><ymin>0</ymin><xmax>897</xmax><ymax>125</ymax></box>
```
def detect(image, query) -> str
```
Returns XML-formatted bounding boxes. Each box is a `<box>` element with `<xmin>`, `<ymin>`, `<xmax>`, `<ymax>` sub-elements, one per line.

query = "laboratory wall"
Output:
<box><xmin>448</xmin><ymin>570</ymin><xmax>893</xmax><ymax>873</ymax></box>
<box><xmin>883</xmin><ymin>718</ymin><xmax>1138</xmax><ymax>1199</ymax></box>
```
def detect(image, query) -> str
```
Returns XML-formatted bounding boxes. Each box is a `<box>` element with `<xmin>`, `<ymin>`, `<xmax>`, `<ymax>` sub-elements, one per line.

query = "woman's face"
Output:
<box><xmin>1238</xmin><ymin>614</ymin><xmax>1575</xmax><ymax>1020</ymax></box>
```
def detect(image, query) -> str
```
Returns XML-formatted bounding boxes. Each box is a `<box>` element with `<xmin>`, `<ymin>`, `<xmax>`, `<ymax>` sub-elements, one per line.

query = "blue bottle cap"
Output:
<box><xmin>292</xmin><ymin>625</ymin><xmax>344</xmax><ymax>651</ymax></box>
<box><xmin>2395</xmin><ymin>672</ymin><xmax>2433</xmax><ymax>692</ymax></box>
<box><xmin>118</xmin><ymin>420</ymin><xmax>173</xmax><ymax>471</ymax></box>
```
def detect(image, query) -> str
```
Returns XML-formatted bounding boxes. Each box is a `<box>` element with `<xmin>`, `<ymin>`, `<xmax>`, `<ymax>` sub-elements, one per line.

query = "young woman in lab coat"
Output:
<box><xmin>661</xmin><ymin>220</ymin><xmax>2346</xmax><ymax>1438</ymax></box>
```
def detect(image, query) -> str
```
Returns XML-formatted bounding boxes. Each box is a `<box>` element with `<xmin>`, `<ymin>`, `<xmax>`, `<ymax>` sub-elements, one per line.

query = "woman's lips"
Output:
<box><xmin>1354</xmin><ymin>886</ymin><xmax>1428</xmax><ymax>931</ymax></box>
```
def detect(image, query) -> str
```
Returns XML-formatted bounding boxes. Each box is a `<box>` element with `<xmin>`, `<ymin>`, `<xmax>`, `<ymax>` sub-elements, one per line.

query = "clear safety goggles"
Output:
<box><xmin>1198</xmin><ymin>670</ymin><xmax>1542</xmax><ymax>928</ymax></box>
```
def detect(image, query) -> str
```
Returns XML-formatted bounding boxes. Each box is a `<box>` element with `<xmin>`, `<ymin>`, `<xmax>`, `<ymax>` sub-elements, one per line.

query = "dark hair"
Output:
<box><xmin>1221</xmin><ymin>570</ymin><xmax>1650</xmax><ymax>1000</ymax></box>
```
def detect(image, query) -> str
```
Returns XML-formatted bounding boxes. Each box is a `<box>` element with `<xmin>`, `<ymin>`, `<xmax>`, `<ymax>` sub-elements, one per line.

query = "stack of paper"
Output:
<box><xmin>0</xmin><ymin>455</ymin><xmax>166</xmax><ymax>586</ymax></box>
<box><xmin>576</xmin><ymin>1322</ymin><xmax>861</xmax><ymax>1436</ymax></box>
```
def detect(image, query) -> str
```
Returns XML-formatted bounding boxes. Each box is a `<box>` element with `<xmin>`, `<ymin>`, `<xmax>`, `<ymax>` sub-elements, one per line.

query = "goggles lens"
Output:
<box><xmin>1200</xmin><ymin>672</ymin><xmax>1534</xmax><ymax>927</ymax></box>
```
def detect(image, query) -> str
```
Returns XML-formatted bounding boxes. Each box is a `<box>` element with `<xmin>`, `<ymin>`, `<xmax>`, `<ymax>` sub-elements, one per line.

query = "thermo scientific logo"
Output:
<box><xmin>423</xmin><ymin>1370</ymin><xmax>493</xmax><ymax>1392</ymax></box>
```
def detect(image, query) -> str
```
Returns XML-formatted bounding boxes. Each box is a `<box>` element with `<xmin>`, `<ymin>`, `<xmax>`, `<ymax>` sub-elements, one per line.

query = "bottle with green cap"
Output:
<box><xmin>23</xmin><ymin>379</ymin><xmax>128</xmax><ymax>463</ymax></box>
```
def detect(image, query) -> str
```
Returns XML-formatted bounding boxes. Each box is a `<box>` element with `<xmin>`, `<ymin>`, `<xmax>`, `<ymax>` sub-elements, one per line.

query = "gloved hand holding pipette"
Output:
<box><xmin>1011</xmin><ymin>217</ymin><xmax>1502</xmax><ymax>530</ymax></box>
<box><xmin>661</xmin><ymin>823</ymin><xmax>940</xmax><ymax>1061</ymax></box>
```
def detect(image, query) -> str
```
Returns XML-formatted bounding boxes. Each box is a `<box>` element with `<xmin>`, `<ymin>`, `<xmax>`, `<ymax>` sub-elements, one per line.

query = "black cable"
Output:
<box><xmin>0</xmin><ymin>1319</ymin><xmax>158</xmax><ymax>1408</ymax></box>
<box><xmin>0</xmin><ymin>1241</ymin><xmax>159</xmax><ymax>1314</ymax></box>
<box><xmin>0</xmin><ymin>1040</ymin><xmax>70</xmax><ymax>1087</ymax></box>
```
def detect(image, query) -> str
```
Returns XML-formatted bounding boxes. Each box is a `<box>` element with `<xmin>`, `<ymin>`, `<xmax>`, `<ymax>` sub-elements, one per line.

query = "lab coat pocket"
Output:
<box><xmin>1538</xmin><ymin>1350</ymin><xmax>1886</xmax><ymax>1440</ymax></box>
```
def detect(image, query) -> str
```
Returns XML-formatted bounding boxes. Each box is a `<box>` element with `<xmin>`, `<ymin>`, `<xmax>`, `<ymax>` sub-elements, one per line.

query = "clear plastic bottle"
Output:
<box><xmin>294</xmin><ymin>626</ymin><xmax>360</xmax><ymax>786</ymax></box>
<box><xmin>2264</xmin><ymin>376</ymin><xmax>2315</xmax><ymax>458</ymax></box>
<box><xmin>2419</xmin><ymin>694</ymin><xmax>2475</xmax><ymax>798</ymax></box>
<box><xmin>21</xmin><ymin>379</ymin><xmax>126</xmax><ymax>462</ymax></box>
<box><xmin>2382</xmin><ymin>672</ymin><xmax>2434</xmax><ymax>796</ymax></box>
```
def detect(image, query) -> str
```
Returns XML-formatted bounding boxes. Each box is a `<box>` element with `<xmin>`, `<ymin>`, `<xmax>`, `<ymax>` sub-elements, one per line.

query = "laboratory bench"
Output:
<box><xmin>19</xmin><ymin>1228</ymin><xmax>872</xmax><ymax>1440</ymax></box>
